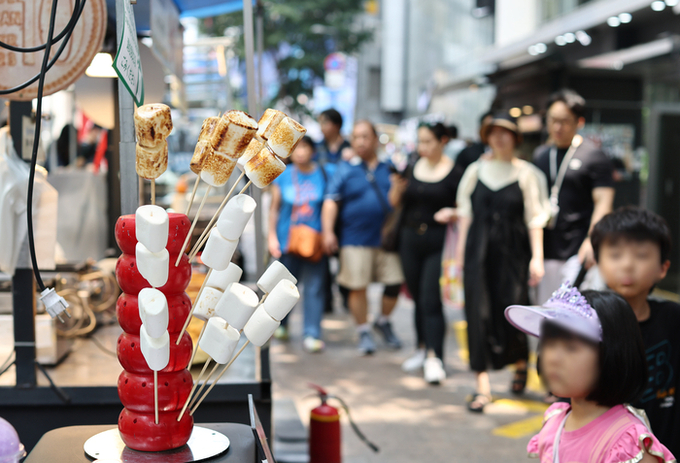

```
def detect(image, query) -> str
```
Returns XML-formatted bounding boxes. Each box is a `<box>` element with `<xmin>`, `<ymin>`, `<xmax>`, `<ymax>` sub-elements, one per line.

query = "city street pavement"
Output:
<box><xmin>270</xmin><ymin>285</ymin><xmax>548</xmax><ymax>463</ymax></box>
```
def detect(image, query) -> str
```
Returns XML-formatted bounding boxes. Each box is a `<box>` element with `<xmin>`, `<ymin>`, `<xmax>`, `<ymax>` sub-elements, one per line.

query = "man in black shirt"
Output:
<box><xmin>591</xmin><ymin>207</ymin><xmax>680</xmax><ymax>456</ymax></box>
<box><xmin>533</xmin><ymin>90</ymin><xmax>614</xmax><ymax>304</ymax></box>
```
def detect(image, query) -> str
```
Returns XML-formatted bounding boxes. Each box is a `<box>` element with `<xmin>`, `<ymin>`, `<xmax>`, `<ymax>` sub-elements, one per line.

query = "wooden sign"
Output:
<box><xmin>0</xmin><ymin>0</ymin><xmax>107</xmax><ymax>101</ymax></box>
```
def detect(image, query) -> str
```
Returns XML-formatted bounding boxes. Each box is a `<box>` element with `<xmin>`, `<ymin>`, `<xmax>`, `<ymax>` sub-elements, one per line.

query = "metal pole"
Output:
<box><xmin>256</xmin><ymin>1</ymin><xmax>264</xmax><ymax>115</ymax></box>
<box><xmin>116</xmin><ymin>0</ymin><xmax>139</xmax><ymax>216</ymax></box>
<box><xmin>243</xmin><ymin>0</ymin><xmax>265</xmax><ymax>280</ymax></box>
<box><xmin>9</xmin><ymin>101</ymin><xmax>37</xmax><ymax>388</ymax></box>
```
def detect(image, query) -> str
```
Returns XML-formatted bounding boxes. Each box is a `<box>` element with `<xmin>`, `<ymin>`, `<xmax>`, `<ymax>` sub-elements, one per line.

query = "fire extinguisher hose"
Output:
<box><xmin>328</xmin><ymin>395</ymin><xmax>380</xmax><ymax>453</ymax></box>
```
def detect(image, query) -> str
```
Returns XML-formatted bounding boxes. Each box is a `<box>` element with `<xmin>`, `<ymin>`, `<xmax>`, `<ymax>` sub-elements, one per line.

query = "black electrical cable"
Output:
<box><xmin>26</xmin><ymin>0</ymin><xmax>61</xmax><ymax>293</ymax></box>
<box><xmin>0</xmin><ymin>0</ymin><xmax>82</xmax><ymax>53</ymax></box>
<box><xmin>0</xmin><ymin>0</ymin><xmax>86</xmax><ymax>95</ymax></box>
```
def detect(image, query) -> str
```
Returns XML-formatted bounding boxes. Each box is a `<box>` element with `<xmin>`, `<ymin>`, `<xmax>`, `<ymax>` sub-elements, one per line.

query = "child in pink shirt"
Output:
<box><xmin>505</xmin><ymin>285</ymin><xmax>675</xmax><ymax>463</ymax></box>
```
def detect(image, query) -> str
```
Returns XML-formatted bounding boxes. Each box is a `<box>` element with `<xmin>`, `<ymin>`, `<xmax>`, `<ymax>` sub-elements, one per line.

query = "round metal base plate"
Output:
<box><xmin>83</xmin><ymin>426</ymin><xmax>230</xmax><ymax>462</ymax></box>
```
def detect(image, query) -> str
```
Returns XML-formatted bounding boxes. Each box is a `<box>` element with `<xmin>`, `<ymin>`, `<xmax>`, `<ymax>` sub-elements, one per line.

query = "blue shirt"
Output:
<box><xmin>325</xmin><ymin>159</ymin><xmax>392</xmax><ymax>247</ymax></box>
<box><xmin>273</xmin><ymin>164</ymin><xmax>334</xmax><ymax>252</ymax></box>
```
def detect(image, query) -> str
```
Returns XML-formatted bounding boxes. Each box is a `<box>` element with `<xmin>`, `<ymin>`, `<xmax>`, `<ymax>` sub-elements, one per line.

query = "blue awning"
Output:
<box><xmin>107</xmin><ymin>0</ymin><xmax>248</xmax><ymax>32</ymax></box>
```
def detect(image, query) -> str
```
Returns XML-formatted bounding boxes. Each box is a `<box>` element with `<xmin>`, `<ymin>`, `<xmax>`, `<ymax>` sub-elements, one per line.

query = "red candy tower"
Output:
<box><xmin>114</xmin><ymin>212</ymin><xmax>195</xmax><ymax>451</ymax></box>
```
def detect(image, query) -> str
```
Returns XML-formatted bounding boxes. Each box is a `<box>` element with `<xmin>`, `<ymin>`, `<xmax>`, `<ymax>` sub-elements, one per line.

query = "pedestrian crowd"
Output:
<box><xmin>266</xmin><ymin>93</ymin><xmax>679</xmax><ymax>461</ymax></box>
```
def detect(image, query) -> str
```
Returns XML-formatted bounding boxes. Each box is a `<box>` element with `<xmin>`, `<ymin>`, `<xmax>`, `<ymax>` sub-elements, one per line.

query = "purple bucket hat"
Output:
<box><xmin>504</xmin><ymin>282</ymin><xmax>602</xmax><ymax>342</ymax></box>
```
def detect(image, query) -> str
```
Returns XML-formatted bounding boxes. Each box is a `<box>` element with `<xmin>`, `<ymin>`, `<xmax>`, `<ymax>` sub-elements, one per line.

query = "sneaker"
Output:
<box><xmin>373</xmin><ymin>320</ymin><xmax>402</xmax><ymax>350</ymax></box>
<box><xmin>402</xmin><ymin>348</ymin><xmax>427</xmax><ymax>372</ymax></box>
<box><xmin>303</xmin><ymin>337</ymin><xmax>325</xmax><ymax>353</ymax></box>
<box><xmin>274</xmin><ymin>326</ymin><xmax>289</xmax><ymax>341</ymax></box>
<box><xmin>423</xmin><ymin>357</ymin><xmax>446</xmax><ymax>385</ymax></box>
<box><xmin>357</xmin><ymin>331</ymin><xmax>376</xmax><ymax>356</ymax></box>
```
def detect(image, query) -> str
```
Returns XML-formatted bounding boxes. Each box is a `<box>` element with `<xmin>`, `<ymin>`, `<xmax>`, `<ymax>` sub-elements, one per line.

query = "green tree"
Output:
<box><xmin>201</xmin><ymin>0</ymin><xmax>373</xmax><ymax>114</ymax></box>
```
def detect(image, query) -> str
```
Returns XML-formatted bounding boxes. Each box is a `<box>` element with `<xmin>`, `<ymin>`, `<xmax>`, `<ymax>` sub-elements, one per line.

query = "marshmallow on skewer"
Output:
<box><xmin>256</xmin><ymin>109</ymin><xmax>286</xmax><ymax>141</ymax></box>
<box><xmin>200</xmin><ymin>153</ymin><xmax>236</xmax><ymax>188</ymax></box>
<box><xmin>198</xmin><ymin>318</ymin><xmax>241</xmax><ymax>364</ymax></box>
<box><xmin>134</xmin><ymin>104</ymin><xmax>173</xmax><ymax>148</ymax></box>
<box><xmin>192</xmin><ymin>286</ymin><xmax>223</xmax><ymax>321</ymax></box>
<box><xmin>201</xmin><ymin>229</ymin><xmax>238</xmax><ymax>271</ymax></box>
<box><xmin>140</xmin><ymin>326</ymin><xmax>170</xmax><ymax>371</ymax></box>
<box><xmin>243</xmin><ymin>305</ymin><xmax>280</xmax><ymax>347</ymax></box>
<box><xmin>190</xmin><ymin>117</ymin><xmax>220</xmax><ymax>174</ymax></box>
<box><xmin>138</xmin><ymin>288</ymin><xmax>169</xmax><ymax>338</ymax></box>
<box><xmin>267</xmin><ymin>117</ymin><xmax>307</xmax><ymax>159</ymax></box>
<box><xmin>136</xmin><ymin>243</ymin><xmax>169</xmax><ymax>288</ymax></box>
<box><xmin>135</xmin><ymin>205</ymin><xmax>169</xmax><ymax>253</ymax></box>
<box><xmin>237</xmin><ymin>138</ymin><xmax>265</xmax><ymax>172</ymax></box>
<box><xmin>215</xmin><ymin>283</ymin><xmax>259</xmax><ymax>331</ymax></box>
<box><xmin>205</xmin><ymin>263</ymin><xmax>243</xmax><ymax>292</ymax></box>
<box><xmin>257</xmin><ymin>260</ymin><xmax>298</xmax><ymax>294</ymax></box>
<box><xmin>210</xmin><ymin>110</ymin><xmax>258</xmax><ymax>161</ymax></box>
<box><xmin>136</xmin><ymin>142</ymin><xmax>168</xmax><ymax>180</ymax></box>
<box><xmin>262</xmin><ymin>279</ymin><xmax>300</xmax><ymax>322</ymax></box>
<box><xmin>244</xmin><ymin>148</ymin><xmax>286</xmax><ymax>189</ymax></box>
<box><xmin>216</xmin><ymin>195</ymin><xmax>257</xmax><ymax>241</ymax></box>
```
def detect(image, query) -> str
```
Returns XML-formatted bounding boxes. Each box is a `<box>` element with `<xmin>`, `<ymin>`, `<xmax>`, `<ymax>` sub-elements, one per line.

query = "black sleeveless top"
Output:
<box><xmin>401</xmin><ymin>163</ymin><xmax>464</xmax><ymax>229</ymax></box>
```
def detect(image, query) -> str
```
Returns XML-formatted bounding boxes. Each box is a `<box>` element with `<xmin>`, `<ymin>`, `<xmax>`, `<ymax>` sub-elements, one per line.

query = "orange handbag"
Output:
<box><xmin>287</xmin><ymin>167</ymin><xmax>324</xmax><ymax>262</ymax></box>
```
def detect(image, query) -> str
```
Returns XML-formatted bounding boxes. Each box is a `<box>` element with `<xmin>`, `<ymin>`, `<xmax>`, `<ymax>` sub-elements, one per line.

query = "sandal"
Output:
<box><xmin>467</xmin><ymin>393</ymin><xmax>492</xmax><ymax>413</ymax></box>
<box><xmin>511</xmin><ymin>368</ymin><xmax>528</xmax><ymax>395</ymax></box>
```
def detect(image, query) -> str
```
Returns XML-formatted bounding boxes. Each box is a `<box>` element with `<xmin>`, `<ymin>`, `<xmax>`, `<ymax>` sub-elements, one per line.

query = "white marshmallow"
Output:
<box><xmin>263</xmin><ymin>279</ymin><xmax>300</xmax><ymax>321</ymax></box>
<box><xmin>192</xmin><ymin>286</ymin><xmax>223</xmax><ymax>321</ymax></box>
<box><xmin>140</xmin><ymin>325</ymin><xmax>170</xmax><ymax>371</ymax></box>
<box><xmin>244</xmin><ymin>149</ymin><xmax>286</xmax><ymax>189</ymax></box>
<box><xmin>199</xmin><ymin>317</ymin><xmax>241</xmax><ymax>364</ymax></box>
<box><xmin>256</xmin><ymin>109</ymin><xmax>286</xmax><ymax>141</ymax></box>
<box><xmin>257</xmin><ymin>260</ymin><xmax>297</xmax><ymax>294</ymax></box>
<box><xmin>205</xmin><ymin>263</ymin><xmax>243</xmax><ymax>292</ymax></box>
<box><xmin>215</xmin><ymin>283</ymin><xmax>259</xmax><ymax>331</ymax></box>
<box><xmin>216</xmin><ymin>195</ymin><xmax>257</xmax><ymax>241</ymax></box>
<box><xmin>243</xmin><ymin>305</ymin><xmax>280</xmax><ymax>347</ymax></box>
<box><xmin>201</xmin><ymin>229</ymin><xmax>238</xmax><ymax>271</ymax></box>
<box><xmin>266</xmin><ymin>117</ymin><xmax>306</xmax><ymax>158</ymax></box>
<box><xmin>135</xmin><ymin>205</ymin><xmax>169</xmax><ymax>253</ymax></box>
<box><xmin>138</xmin><ymin>288</ymin><xmax>169</xmax><ymax>338</ymax></box>
<box><xmin>237</xmin><ymin>138</ymin><xmax>265</xmax><ymax>172</ymax></box>
<box><xmin>135</xmin><ymin>243</ymin><xmax>169</xmax><ymax>288</ymax></box>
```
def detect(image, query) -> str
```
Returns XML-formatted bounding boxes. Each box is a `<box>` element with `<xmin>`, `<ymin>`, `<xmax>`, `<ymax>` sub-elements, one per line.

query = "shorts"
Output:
<box><xmin>336</xmin><ymin>246</ymin><xmax>404</xmax><ymax>290</ymax></box>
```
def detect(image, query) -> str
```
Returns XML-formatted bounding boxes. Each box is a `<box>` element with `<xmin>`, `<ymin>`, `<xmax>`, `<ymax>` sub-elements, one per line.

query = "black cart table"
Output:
<box><xmin>24</xmin><ymin>423</ymin><xmax>257</xmax><ymax>463</ymax></box>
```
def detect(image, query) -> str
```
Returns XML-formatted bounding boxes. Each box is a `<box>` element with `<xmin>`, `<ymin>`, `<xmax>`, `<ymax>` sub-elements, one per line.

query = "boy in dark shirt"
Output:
<box><xmin>591</xmin><ymin>206</ymin><xmax>679</xmax><ymax>455</ymax></box>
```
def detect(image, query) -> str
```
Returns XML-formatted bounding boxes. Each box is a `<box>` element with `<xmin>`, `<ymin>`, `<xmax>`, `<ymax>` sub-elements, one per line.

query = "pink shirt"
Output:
<box><xmin>528</xmin><ymin>403</ymin><xmax>676</xmax><ymax>463</ymax></box>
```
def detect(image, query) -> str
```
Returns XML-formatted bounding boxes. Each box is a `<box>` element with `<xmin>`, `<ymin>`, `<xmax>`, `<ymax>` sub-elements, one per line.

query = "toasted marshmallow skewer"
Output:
<box><xmin>244</xmin><ymin>148</ymin><xmax>286</xmax><ymax>189</ymax></box>
<box><xmin>256</xmin><ymin>109</ymin><xmax>286</xmax><ymax>141</ymax></box>
<box><xmin>186</xmin><ymin>116</ymin><xmax>221</xmax><ymax>215</ymax></box>
<box><xmin>266</xmin><ymin>116</ymin><xmax>307</xmax><ymax>159</ymax></box>
<box><xmin>134</xmin><ymin>104</ymin><xmax>173</xmax><ymax>149</ymax></box>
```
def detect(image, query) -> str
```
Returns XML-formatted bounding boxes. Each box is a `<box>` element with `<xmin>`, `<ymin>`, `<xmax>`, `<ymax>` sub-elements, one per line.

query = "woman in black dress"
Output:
<box><xmin>455</xmin><ymin>114</ymin><xmax>549</xmax><ymax>412</ymax></box>
<box><xmin>390</xmin><ymin>123</ymin><xmax>463</xmax><ymax>384</ymax></box>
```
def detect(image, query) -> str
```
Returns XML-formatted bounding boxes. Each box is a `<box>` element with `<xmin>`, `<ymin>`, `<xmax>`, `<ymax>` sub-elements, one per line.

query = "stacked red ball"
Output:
<box><xmin>114</xmin><ymin>213</ymin><xmax>195</xmax><ymax>451</ymax></box>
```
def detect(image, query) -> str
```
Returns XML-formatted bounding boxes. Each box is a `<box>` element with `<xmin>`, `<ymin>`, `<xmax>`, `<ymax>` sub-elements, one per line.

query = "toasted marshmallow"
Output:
<box><xmin>244</xmin><ymin>148</ymin><xmax>286</xmax><ymax>189</ymax></box>
<box><xmin>263</xmin><ymin>279</ymin><xmax>299</xmax><ymax>322</ymax></box>
<box><xmin>138</xmin><ymin>288</ymin><xmax>169</xmax><ymax>338</ymax></box>
<box><xmin>135</xmin><ymin>141</ymin><xmax>168</xmax><ymax>180</ymax></box>
<box><xmin>215</xmin><ymin>283</ymin><xmax>259</xmax><ymax>331</ymax></box>
<box><xmin>135</xmin><ymin>205</ymin><xmax>169</xmax><ymax>253</ymax></box>
<box><xmin>198</xmin><ymin>317</ymin><xmax>241</xmax><ymax>364</ymax></box>
<box><xmin>256</xmin><ymin>109</ymin><xmax>286</xmax><ymax>141</ymax></box>
<box><xmin>205</xmin><ymin>263</ymin><xmax>243</xmax><ymax>292</ymax></box>
<box><xmin>135</xmin><ymin>242</ymin><xmax>169</xmax><ymax>288</ymax></box>
<box><xmin>210</xmin><ymin>110</ymin><xmax>258</xmax><ymax>160</ymax></box>
<box><xmin>140</xmin><ymin>325</ymin><xmax>170</xmax><ymax>371</ymax></box>
<box><xmin>257</xmin><ymin>260</ymin><xmax>297</xmax><ymax>294</ymax></box>
<box><xmin>190</xmin><ymin>117</ymin><xmax>221</xmax><ymax>174</ymax></box>
<box><xmin>237</xmin><ymin>138</ymin><xmax>266</xmax><ymax>172</ymax></box>
<box><xmin>201</xmin><ymin>229</ymin><xmax>238</xmax><ymax>271</ymax></box>
<box><xmin>192</xmin><ymin>286</ymin><xmax>223</xmax><ymax>321</ymax></box>
<box><xmin>243</xmin><ymin>305</ymin><xmax>280</xmax><ymax>347</ymax></box>
<box><xmin>216</xmin><ymin>194</ymin><xmax>257</xmax><ymax>241</ymax></box>
<box><xmin>134</xmin><ymin>104</ymin><xmax>173</xmax><ymax>148</ymax></box>
<box><xmin>200</xmin><ymin>151</ymin><xmax>236</xmax><ymax>187</ymax></box>
<box><xmin>267</xmin><ymin>117</ymin><xmax>306</xmax><ymax>158</ymax></box>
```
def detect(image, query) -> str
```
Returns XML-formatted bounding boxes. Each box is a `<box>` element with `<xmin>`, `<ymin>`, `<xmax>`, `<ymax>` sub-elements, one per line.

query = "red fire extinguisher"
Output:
<box><xmin>308</xmin><ymin>384</ymin><xmax>379</xmax><ymax>463</ymax></box>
